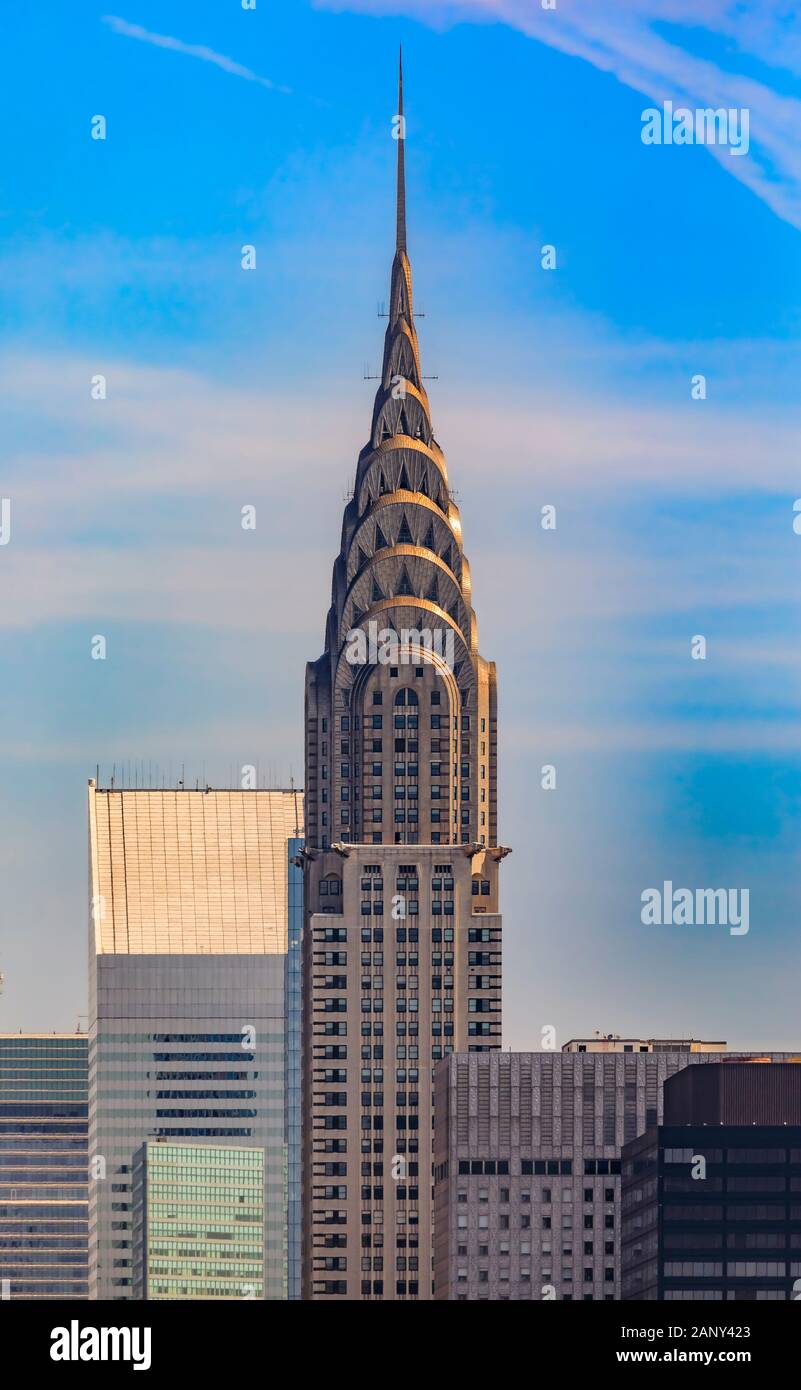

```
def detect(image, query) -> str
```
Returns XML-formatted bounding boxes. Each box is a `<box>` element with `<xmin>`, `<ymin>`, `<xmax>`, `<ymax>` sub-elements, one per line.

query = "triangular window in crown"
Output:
<box><xmin>374</xmin><ymin>524</ymin><xmax>388</xmax><ymax>550</ymax></box>
<box><xmin>398</xmin><ymin>463</ymin><xmax>411</xmax><ymax>492</ymax></box>
<box><xmin>378</xmin><ymin>471</ymin><xmax>389</xmax><ymax>495</ymax></box>
<box><xmin>453</xmin><ymin>662</ymin><xmax>462</xmax><ymax>681</ymax></box>
<box><xmin>397</xmin><ymin>514</ymin><xmax>413</xmax><ymax>545</ymax></box>
<box><xmin>357</xmin><ymin>546</ymin><xmax>369</xmax><ymax>573</ymax></box>
<box><xmin>419</xmin><ymin>473</ymin><xmax>429</xmax><ymax>498</ymax></box>
<box><xmin>397</xmin><ymin>567</ymin><xmax>415</xmax><ymax>598</ymax></box>
<box><xmin>426</xmin><ymin>575</ymin><xmax>440</xmax><ymax>605</ymax></box>
<box><xmin>448</xmin><ymin>601</ymin><xmax>460</xmax><ymax>622</ymax></box>
<box><xmin>372</xmin><ymin>576</ymin><xmax>385</xmax><ymax>603</ymax></box>
<box><xmin>423</xmin><ymin>521</ymin><xmax>436</xmax><ymax>550</ymax></box>
<box><xmin>351</xmin><ymin>605</ymin><xmax>365</xmax><ymax>626</ymax></box>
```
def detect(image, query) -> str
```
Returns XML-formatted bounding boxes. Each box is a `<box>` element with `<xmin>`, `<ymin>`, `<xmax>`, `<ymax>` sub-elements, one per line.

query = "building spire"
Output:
<box><xmin>396</xmin><ymin>46</ymin><xmax>406</xmax><ymax>254</ymax></box>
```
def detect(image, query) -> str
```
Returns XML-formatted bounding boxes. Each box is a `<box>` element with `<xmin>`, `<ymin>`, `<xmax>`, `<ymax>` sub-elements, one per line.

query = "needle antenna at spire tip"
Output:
<box><xmin>395</xmin><ymin>49</ymin><xmax>407</xmax><ymax>253</ymax></box>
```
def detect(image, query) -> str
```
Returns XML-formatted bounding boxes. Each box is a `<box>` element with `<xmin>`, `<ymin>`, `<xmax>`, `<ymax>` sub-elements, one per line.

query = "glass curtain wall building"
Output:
<box><xmin>0</xmin><ymin>1031</ymin><xmax>88</xmax><ymax>1299</ymax></box>
<box><xmin>132</xmin><ymin>1140</ymin><xmax>264</xmax><ymax>1299</ymax></box>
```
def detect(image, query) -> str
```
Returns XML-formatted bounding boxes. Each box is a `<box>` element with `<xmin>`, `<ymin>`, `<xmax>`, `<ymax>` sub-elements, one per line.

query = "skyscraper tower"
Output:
<box><xmin>302</xmin><ymin>55</ymin><xmax>507</xmax><ymax>1301</ymax></box>
<box><xmin>87</xmin><ymin>783</ymin><xmax>302</xmax><ymax>1300</ymax></box>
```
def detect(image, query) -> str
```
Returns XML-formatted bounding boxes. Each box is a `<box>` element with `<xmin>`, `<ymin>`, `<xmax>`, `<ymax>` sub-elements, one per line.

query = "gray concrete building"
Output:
<box><xmin>433</xmin><ymin>1043</ymin><xmax>799</xmax><ymax>1300</ymax></box>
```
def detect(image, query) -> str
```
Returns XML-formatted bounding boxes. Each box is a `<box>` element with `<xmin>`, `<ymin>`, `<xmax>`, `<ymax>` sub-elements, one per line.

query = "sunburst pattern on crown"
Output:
<box><xmin>305</xmin><ymin>52</ymin><xmax>498</xmax><ymax>851</ymax></box>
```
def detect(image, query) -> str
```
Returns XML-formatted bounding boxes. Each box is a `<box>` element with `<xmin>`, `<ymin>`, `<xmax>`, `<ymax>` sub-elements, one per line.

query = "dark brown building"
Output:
<box><xmin>622</xmin><ymin>1062</ymin><xmax>801</xmax><ymax>1301</ymax></box>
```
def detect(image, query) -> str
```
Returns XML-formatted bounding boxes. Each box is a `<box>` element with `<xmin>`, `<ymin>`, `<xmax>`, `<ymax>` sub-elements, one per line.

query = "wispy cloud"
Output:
<box><xmin>321</xmin><ymin>0</ymin><xmax>801</xmax><ymax>230</ymax></box>
<box><xmin>2</xmin><ymin>348</ymin><xmax>800</xmax><ymax>762</ymax></box>
<box><xmin>101</xmin><ymin>14</ymin><xmax>292</xmax><ymax>93</ymax></box>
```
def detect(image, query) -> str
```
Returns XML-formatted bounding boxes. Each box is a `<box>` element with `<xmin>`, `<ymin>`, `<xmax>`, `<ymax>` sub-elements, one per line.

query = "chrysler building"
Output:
<box><xmin>302</xmin><ymin>55</ymin><xmax>507</xmax><ymax>1300</ymax></box>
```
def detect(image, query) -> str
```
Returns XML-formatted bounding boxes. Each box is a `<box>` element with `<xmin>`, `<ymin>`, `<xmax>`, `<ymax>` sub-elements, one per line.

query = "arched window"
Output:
<box><xmin>394</xmin><ymin>688</ymin><xmax>419</xmax><ymax>707</ymax></box>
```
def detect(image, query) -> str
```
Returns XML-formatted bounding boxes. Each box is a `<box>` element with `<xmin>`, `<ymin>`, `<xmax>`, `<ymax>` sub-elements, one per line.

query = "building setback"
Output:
<box><xmin>622</xmin><ymin>1062</ymin><xmax>801</xmax><ymax>1301</ymax></box>
<box><xmin>132</xmin><ymin>1140</ymin><xmax>265</xmax><ymax>1299</ymax></box>
<box><xmin>0</xmin><ymin>1032</ymin><xmax>88</xmax><ymax>1299</ymax></box>
<box><xmin>87</xmin><ymin>783</ymin><xmax>303</xmax><ymax>1300</ymax></box>
<box><xmin>562</xmin><ymin>1036</ymin><xmax>727</xmax><ymax>1055</ymax></box>
<box><xmin>301</xmin><ymin>57</ymin><xmax>506</xmax><ymax>1301</ymax></box>
<box><xmin>432</xmin><ymin>1045</ymin><xmax>800</xmax><ymax>1300</ymax></box>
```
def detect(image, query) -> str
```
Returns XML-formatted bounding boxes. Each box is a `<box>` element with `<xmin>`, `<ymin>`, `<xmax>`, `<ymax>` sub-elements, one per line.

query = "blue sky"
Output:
<box><xmin>1</xmin><ymin>0</ymin><xmax>801</xmax><ymax>1049</ymax></box>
